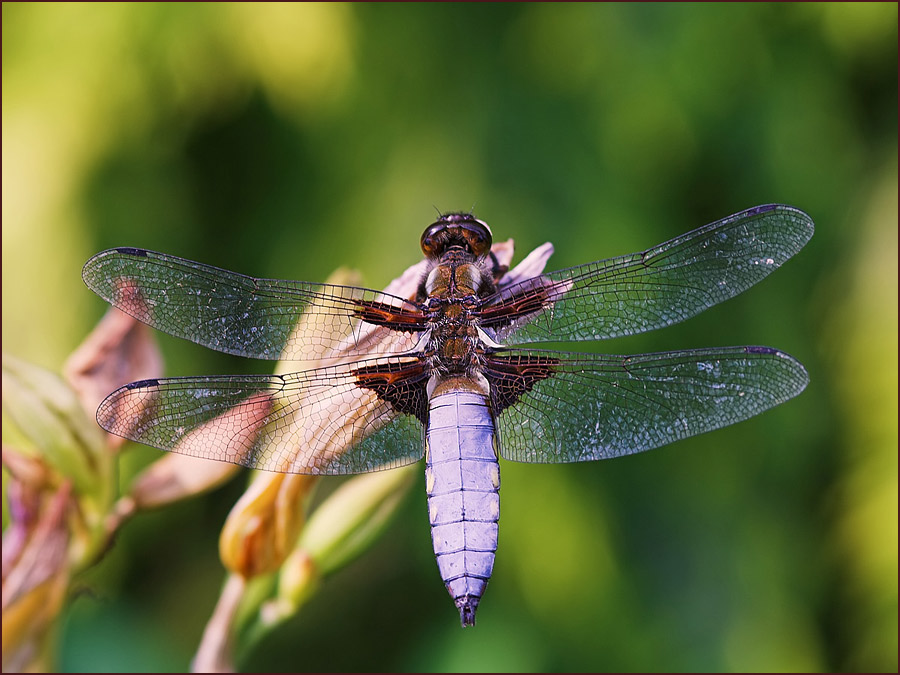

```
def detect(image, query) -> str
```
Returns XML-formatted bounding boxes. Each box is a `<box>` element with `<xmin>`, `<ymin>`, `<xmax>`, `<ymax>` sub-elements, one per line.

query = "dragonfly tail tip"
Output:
<box><xmin>457</xmin><ymin>596</ymin><xmax>479</xmax><ymax>627</ymax></box>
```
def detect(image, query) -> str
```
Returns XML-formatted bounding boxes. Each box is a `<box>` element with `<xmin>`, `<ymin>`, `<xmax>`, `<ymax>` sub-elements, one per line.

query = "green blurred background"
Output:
<box><xmin>3</xmin><ymin>2</ymin><xmax>897</xmax><ymax>672</ymax></box>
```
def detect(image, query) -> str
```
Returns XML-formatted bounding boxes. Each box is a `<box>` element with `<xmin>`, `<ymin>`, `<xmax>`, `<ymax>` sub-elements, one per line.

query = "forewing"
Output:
<box><xmin>487</xmin><ymin>347</ymin><xmax>809</xmax><ymax>463</ymax></box>
<box><xmin>479</xmin><ymin>204</ymin><xmax>814</xmax><ymax>344</ymax></box>
<box><xmin>82</xmin><ymin>248</ymin><xmax>426</xmax><ymax>361</ymax></box>
<box><xmin>96</xmin><ymin>357</ymin><xmax>428</xmax><ymax>475</ymax></box>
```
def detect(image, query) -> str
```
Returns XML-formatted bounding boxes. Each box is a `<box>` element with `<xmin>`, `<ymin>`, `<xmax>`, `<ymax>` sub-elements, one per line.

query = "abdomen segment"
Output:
<box><xmin>425</xmin><ymin>389</ymin><xmax>499</xmax><ymax>627</ymax></box>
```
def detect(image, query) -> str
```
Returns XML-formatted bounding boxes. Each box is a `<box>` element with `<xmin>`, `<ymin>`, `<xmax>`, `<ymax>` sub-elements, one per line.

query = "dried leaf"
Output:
<box><xmin>1</xmin><ymin>483</ymin><xmax>72</xmax><ymax>673</ymax></box>
<box><xmin>64</xmin><ymin>300</ymin><xmax>163</xmax><ymax>449</ymax></box>
<box><xmin>128</xmin><ymin>453</ymin><xmax>241</xmax><ymax>511</ymax></box>
<box><xmin>500</xmin><ymin>241</ymin><xmax>554</xmax><ymax>287</ymax></box>
<box><xmin>0</xmin><ymin>449</ymin><xmax>46</xmax><ymax>582</ymax></box>
<box><xmin>192</xmin><ymin>574</ymin><xmax>245</xmax><ymax>674</ymax></box>
<box><xmin>219</xmin><ymin>472</ymin><xmax>318</xmax><ymax>578</ymax></box>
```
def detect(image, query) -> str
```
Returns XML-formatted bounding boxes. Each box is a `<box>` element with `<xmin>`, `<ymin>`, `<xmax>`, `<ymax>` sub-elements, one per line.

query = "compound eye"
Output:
<box><xmin>464</xmin><ymin>221</ymin><xmax>492</xmax><ymax>256</ymax></box>
<box><xmin>420</xmin><ymin>223</ymin><xmax>444</xmax><ymax>256</ymax></box>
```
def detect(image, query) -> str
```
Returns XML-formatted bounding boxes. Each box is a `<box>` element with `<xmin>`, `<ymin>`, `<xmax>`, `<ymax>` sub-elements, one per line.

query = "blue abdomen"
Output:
<box><xmin>425</xmin><ymin>389</ymin><xmax>500</xmax><ymax>627</ymax></box>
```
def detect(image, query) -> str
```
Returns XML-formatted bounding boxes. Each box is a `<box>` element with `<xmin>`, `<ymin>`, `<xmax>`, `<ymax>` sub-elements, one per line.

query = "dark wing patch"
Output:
<box><xmin>352</xmin><ymin>299</ymin><xmax>430</xmax><ymax>332</ymax></box>
<box><xmin>353</xmin><ymin>359</ymin><xmax>430</xmax><ymax>424</ymax></box>
<box><xmin>483</xmin><ymin>352</ymin><xmax>559</xmax><ymax>414</ymax></box>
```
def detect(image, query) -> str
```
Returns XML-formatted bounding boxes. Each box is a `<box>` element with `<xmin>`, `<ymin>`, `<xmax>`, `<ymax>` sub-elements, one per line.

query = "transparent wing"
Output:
<box><xmin>82</xmin><ymin>248</ymin><xmax>426</xmax><ymax>361</ymax></box>
<box><xmin>488</xmin><ymin>346</ymin><xmax>808</xmax><ymax>463</ymax></box>
<box><xmin>96</xmin><ymin>357</ymin><xmax>427</xmax><ymax>475</ymax></box>
<box><xmin>479</xmin><ymin>204</ymin><xmax>814</xmax><ymax>345</ymax></box>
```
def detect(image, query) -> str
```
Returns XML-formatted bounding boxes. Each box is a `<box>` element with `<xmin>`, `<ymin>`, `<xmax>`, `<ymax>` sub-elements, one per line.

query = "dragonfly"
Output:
<box><xmin>82</xmin><ymin>203</ymin><xmax>813</xmax><ymax>626</ymax></box>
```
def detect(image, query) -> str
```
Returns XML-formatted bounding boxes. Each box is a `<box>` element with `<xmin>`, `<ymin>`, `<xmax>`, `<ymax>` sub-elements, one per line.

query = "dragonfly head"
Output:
<box><xmin>421</xmin><ymin>213</ymin><xmax>493</xmax><ymax>260</ymax></box>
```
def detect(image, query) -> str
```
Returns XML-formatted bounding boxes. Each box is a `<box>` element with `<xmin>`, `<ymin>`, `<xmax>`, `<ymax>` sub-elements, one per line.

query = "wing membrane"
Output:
<box><xmin>97</xmin><ymin>357</ymin><xmax>426</xmax><ymax>475</ymax></box>
<box><xmin>82</xmin><ymin>248</ymin><xmax>426</xmax><ymax>361</ymax></box>
<box><xmin>480</xmin><ymin>204</ymin><xmax>814</xmax><ymax>345</ymax></box>
<box><xmin>490</xmin><ymin>346</ymin><xmax>808</xmax><ymax>463</ymax></box>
